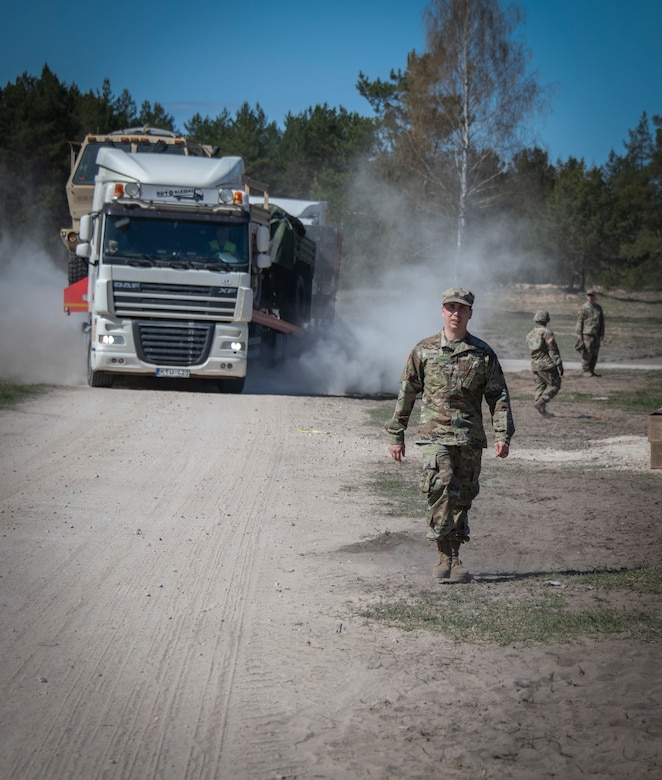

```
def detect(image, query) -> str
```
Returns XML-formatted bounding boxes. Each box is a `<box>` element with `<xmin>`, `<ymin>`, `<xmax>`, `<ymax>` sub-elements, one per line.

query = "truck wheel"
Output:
<box><xmin>217</xmin><ymin>377</ymin><xmax>245</xmax><ymax>394</ymax></box>
<box><xmin>281</xmin><ymin>274</ymin><xmax>307</xmax><ymax>326</ymax></box>
<box><xmin>261</xmin><ymin>330</ymin><xmax>284</xmax><ymax>367</ymax></box>
<box><xmin>87</xmin><ymin>337</ymin><xmax>113</xmax><ymax>388</ymax></box>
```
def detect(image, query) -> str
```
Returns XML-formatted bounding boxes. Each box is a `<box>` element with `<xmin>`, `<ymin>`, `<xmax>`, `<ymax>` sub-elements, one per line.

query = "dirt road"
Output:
<box><xmin>1</xmin><ymin>369</ymin><xmax>661</xmax><ymax>779</ymax></box>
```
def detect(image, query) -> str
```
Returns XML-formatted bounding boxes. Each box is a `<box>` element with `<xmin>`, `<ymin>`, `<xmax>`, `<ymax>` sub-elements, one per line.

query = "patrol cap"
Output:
<box><xmin>586</xmin><ymin>289</ymin><xmax>597</xmax><ymax>296</ymax></box>
<box><xmin>534</xmin><ymin>310</ymin><xmax>550</xmax><ymax>324</ymax></box>
<box><xmin>442</xmin><ymin>288</ymin><xmax>474</xmax><ymax>307</ymax></box>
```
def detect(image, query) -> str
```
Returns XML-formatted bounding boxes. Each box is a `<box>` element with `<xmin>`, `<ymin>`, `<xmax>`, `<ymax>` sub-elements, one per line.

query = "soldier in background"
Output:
<box><xmin>526</xmin><ymin>310</ymin><xmax>563</xmax><ymax>417</ymax></box>
<box><xmin>575</xmin><ymin>289</ymin><xmax>605</xmax><ymax>376</ymax></box>
<box><xmin>385</xmin><ymin>288</ymin><xmax>515</xmax><ymax>583</ymax></box>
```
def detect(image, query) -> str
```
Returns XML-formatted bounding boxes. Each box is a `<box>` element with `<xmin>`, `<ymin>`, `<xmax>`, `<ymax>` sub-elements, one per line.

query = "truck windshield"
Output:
<box><xmin>73</xmin><ymin>140</ymin><xmax>188</xmax><ymax>185</ymax></box>
<box><xmin>136</xmin><ymin>139</ymin><xmax>187</xmax><ymax>155</ymax></box>
<box><xmin>73</xmin><ymin>142</ymin><xmax>131</xmax><ymax>184</ymax></box>
<box><xmin>102</xmin><ymin>215</ymin><xmax>249</xmax><ymax>269</ymax></box>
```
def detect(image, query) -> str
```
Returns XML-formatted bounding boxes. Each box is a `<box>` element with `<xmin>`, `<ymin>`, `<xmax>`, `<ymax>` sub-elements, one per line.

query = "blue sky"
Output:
<box><xmin>1</xmin><ymin>0</ymin><xmax>660</xmax><ymax>167</ymax></box>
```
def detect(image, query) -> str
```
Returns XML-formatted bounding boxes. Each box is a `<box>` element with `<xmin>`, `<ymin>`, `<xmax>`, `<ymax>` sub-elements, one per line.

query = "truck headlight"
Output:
<box><xmin>222</xmin><ymin>340</ymin><xmax>244</xmax><ymax>352</ymax></box>
<box><xmin>99</xmin><ymin>334</ymin><xmax>126</xmax><ymax>345</ymax></box>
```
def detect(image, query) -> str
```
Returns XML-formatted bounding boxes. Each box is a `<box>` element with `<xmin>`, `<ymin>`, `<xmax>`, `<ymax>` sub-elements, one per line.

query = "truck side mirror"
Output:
<box><xmin>256</xmin><ymin>225</ymin><xmax>270</xmax><ymax>253</ymax></box>
<box><xmin>79</xmin><ymin>215</ymin><xmax>93</xmax><ymax>243</ymax></box>
<box><xmin>76</xmin><ymin>243</ymin><xmax>91</xmax><ymax>259</ymax></box>
<box><xmin>256</xmin><ymin>253</ymin><xmax>272</xmax><ymax>269</ymax></box>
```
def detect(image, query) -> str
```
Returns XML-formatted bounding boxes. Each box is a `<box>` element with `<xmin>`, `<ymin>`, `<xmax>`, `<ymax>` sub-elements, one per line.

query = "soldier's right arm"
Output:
<box><xmin>575</xmin><ymin>307</ymin><xmax>586</xmax><ymax>338</ymax></box>
<box><xmin>384</xmin><ymin>349</ymin><xmax>423</xmax><ymax>445</ymax></box>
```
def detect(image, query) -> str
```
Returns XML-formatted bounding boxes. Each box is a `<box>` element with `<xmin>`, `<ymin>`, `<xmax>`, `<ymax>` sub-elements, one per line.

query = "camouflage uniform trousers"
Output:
<box><xmin>533</xmin><ymin>367</ymin><xmax>562</xmax><ymax>404</ymax></box>
<box><xmin>418</xmin><ymin>443</ymin><xmax>482</xmax><ymax>544</ymax></box>
<box><xmin>579</xmin><ymin>335</ymin><xmax>601</xmax><ymax>373</ymax></box>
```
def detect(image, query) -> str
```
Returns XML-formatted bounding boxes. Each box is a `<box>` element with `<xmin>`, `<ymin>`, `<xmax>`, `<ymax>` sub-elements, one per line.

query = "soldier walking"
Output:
<box><xmin>385</xmin><ymin>288</ymin><xmax>515</xmax><ymax>583</ymax></box>
<box><xmin>526</xmin><ymin>310</ymin><xmax>563</xmax><ymax>417</ymax></box>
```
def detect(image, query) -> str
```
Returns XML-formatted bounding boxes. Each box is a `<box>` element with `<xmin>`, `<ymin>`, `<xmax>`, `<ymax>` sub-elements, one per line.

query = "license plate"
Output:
<box><xmin>156</xmin><ymin>367</ymin><xmax>190</xmax><ymax>378</ymax></box>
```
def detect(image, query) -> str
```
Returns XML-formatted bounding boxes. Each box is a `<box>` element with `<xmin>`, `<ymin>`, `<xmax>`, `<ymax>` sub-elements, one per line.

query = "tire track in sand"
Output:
<box><xmin>2</xmin><ymin>388</ymin><xmax>289</xmax><ymax>780</ymax></box>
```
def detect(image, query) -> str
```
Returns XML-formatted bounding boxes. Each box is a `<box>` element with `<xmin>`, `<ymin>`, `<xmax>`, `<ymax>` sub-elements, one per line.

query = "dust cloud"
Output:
<box><xmin>0</xmin><ymin>234</ymin><xmax>86</xmax><ymax>385</ymax></box>
<box><xmin>261</xmin><ymin>167</ymin><xmax>523</xmax><ymax>398</ymax></box>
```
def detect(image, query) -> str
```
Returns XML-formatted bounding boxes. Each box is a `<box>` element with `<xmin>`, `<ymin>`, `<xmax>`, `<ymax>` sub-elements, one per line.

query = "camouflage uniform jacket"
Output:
<box><xmin>575</xmin><ymin>302</ymin><xmax>605</xmax><ymax>339</ymax></box>
<box><xmin>526</xmin><ymin>326</ymin><xmax>563</xmax><ymax>372</ymax></box>
<box><xmin>385</xmin><ymin>330</ymin><xmax>515</xmax><ymax>449</ymax></box>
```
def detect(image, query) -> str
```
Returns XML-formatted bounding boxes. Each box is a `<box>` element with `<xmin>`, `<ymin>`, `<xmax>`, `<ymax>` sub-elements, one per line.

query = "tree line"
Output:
<box><xmin>1</xmin><ymin>1</ymin><xmax>660</xmax><ymax>290</ymax></box>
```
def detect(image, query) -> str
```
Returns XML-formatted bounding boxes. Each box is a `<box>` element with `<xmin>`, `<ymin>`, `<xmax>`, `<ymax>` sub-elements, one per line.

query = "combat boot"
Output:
<box><xmin>449</xmin><ymin>541</ymin><xmax>470</xmax><ymax>583</ymax></box>
<box><xmin>535</xmin><ymin>399</ymin><xmax>553</xmax><ymax>418</ymax></box>
<box><xmin>433</xmin><ymin>539</ymin><xmax>451</xmax><ymax>580</ymax></box>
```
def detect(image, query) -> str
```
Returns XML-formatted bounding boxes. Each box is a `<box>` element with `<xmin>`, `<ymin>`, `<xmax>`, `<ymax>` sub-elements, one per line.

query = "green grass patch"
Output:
<box><xmin>365</xmin><ymin>466</ymin><xmax>424</xmax><ymax>517</ymax></box>
<box><xmin>365</xmin><ymin>405</ymin><xmax>393</xmax><ymax>428</ymax></box>
<box><xmin>603</xmin><ymin>377</ymin><xmax>662</xmax><ymax>410</ymax></box>
<box><xmin>573</xmin><ymin>566</ymin><xmax>662</xmax><ymax>594</ymax></box>
<box><xmin>555</xmin><ymin>379</ymin><xmax>662</xmax><ymax>412</ymax></box>
<box><xmin>356</xmin><ymin>567</ymin><xmax>662</xmax><ymax>645</ymax></box>
<box><xmin>0</xmin><ymin>381</ymin><xmax>48</xmax><ymax>408</ymax></box>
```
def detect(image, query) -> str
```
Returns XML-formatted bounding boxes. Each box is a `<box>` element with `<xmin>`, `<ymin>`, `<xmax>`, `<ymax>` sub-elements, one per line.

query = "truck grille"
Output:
<box><xmin>113</xmin><ymin>281</ymin><xmax>237</xmax><ymax>320</ymax></box>
<box><xmin>134</xmin><ymin>320</ymin><xmax>214</xmax><ymax>366</ymax></box>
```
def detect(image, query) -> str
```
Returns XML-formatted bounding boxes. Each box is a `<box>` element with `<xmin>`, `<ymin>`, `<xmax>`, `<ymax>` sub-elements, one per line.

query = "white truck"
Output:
<box><xmin>61</xmin><ymin>127</ymin><xmax>215</xmax><ymax>284</ymax></box>
<box><xmin>63</xmin><ymin>146</ymin><xmax>339</xmax><ymax>392</ymax></box>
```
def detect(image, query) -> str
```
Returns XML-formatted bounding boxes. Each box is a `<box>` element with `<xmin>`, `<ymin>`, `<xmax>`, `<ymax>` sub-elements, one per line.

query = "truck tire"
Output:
<box><xmin>260</xmin><ymin>330</ymin><xmax>284</xmax><ymax>367</ymax></box>
<box><xmin>87</xmin><ymin>337</ymin><xmax>113</xmax><ymax>388</ymax></box>
<box><xmin>280</xmin><ymin>273</ymin><xmax>308</xmax><ymax>326</ymax></box>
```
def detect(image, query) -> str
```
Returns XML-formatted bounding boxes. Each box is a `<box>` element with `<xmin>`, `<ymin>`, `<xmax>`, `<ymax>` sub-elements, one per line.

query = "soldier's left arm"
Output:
<box><xmin>546</xmin><ymin>332</ymin><xmax>563</xmax><ymax>368</ymax></box>
<box><xmin>484</xmin><ymin>353</ymin><xmax>515</xmax><ymax>445</ymax></box>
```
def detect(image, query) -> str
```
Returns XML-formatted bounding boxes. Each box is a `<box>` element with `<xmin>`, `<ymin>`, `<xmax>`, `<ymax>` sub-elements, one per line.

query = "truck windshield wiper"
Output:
<box><xmin>121</xmin><ymin>253</ymin><xmax>244</xmax><ymax>271</ymax></box>
<box><xmin>127</xmin><ymin>256</ymin><xmax>156</xmax><ymax>267</ymax></box>
<box><xmin>138</xmin><ymin>254</ymin><xmax>192</xmax><ymax>269</ymax></box>
<box><xmin>187</xmin><ymin>258</ymin><xmax>239</xmax><ymax>272</ymax></box>
<box><xmin>168</xmin><ymin>261</ymin><xmax>193</xmax><ymax>269</ymax></box>
<box><xmin>163</xmin><ymin>254</ymin><xmax>204</xmax><ymax>270</ymax></box>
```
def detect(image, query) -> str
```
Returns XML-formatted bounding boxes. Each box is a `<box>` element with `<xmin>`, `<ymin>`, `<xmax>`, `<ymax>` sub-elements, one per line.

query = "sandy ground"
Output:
<box><xmin>1</xmin><ymin>366</ymin><xmax>662</xmax><ymax>780</ymax></box>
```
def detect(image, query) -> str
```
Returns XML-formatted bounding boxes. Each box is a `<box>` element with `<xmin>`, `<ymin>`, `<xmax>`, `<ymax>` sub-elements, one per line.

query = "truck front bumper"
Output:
<box><xmin>90</xmin><ymin>317</ymin><xmax>248</xmax><ymax>378</ymax></box>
